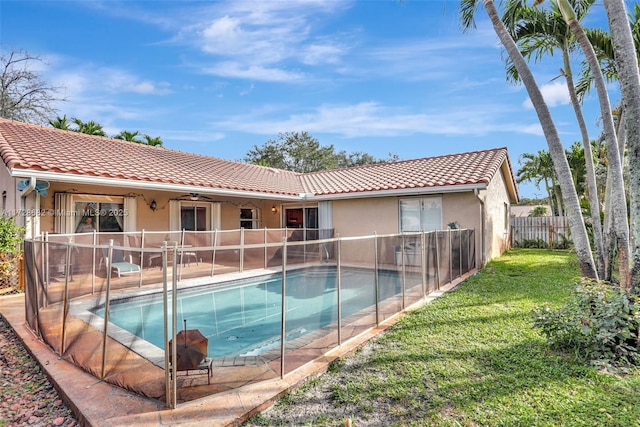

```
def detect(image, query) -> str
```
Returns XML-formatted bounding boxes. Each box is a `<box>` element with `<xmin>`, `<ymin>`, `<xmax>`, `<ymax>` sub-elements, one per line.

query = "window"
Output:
<box><xmin>240</xmin><ymin>208</ymin><xmax>259</xmax><ymax>229</ymax></box>
<box><xmin>181</xmin><ymin>206</ymin><xmax>207</xmax><ymax>231</ymax></box>
<box><xmin>74</xmin><ymin>200</ymin><xmax>125</xmax><ymax>232</ymax></box>
<box><xmin>169</xmin><ymin>201</ymin><xmax>218</xmax><ymax>232</ymax></box>
<box><xmin>399</xmin><ymin>197</ymin><xmax>442</xmax><ymax>232</ymax></box>
<box><xmin>54</xmin><ymin>194</ymin><xmax>136</xmax><ymax>234</ymax></box>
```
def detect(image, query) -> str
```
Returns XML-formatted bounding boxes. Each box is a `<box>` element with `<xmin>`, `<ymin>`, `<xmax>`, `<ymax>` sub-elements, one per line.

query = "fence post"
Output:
<box><xmin>264</xmin><ymin>228</ymin><xmax>268</xmax><ymax>269</ymax></box>
<box><xmin>240</xmin><ymin>228</ymin><xmax>245</xmax><ymax>273</ymax></box>
<box><xmin>170</xmin><ymin>242</ymin><xmax>178</xmax><ymax>408</ymax></box>
<box><xmin>280</xmin><ymin>237</ymin><xmax>287</xmax><ymax>379</ymax></box>
<box><xmin>161</xmin><ymin>242</ymin><xmax>174</xmax><ymax>408</ymax></box>
<box><xmin>101</xmin><ymin>240</ymin><xmax>114</xmax><ymax>380</ymax></box>
<box><xmin>435</xmin><ymin>231</ymin><xmax>441</xmax><ymax>290</ymax></box>
<box><xmin>44</xmin><ymin>232</ymin><xmax>49</xmax><ymax>290</ymax></box>
<box><xmin>31</xmin><ymin>238</ymin><xmax>40</xmax><ymax>336</ymax></box>
<box><xmin>458</xmin><ymin>229</ymin><xmax>462</xmax><ymax>279</ymax></box>
<box><xmin>421</xmin><ymin>232</ymin><xmax>426</xmax><ymax>298</ymax></box>
<box><xmin>374</xmin><ymin>233</ymin><xmax>380</xmax><ymax>326</ymax></box>
<box><xmin>401</xmin><ymin>233</ymin><xmax>406</xmax><ymax>310</ymax></box>
<box><xmin>448</xmin><ymin>229</ymin><xmax>452</xmax><ymax>284</ymax></box>
<box><xmin>92</xmin><ymin>230</ymin><xmax>97</xmax><ymax>293</ymax></box>
<box><xmin>60</xmin><ymin>242</ymin><xmax>72</xmax><ymax>356</ymax></box>
<box><xmin>210</xmin><ymin>230</ymin><xmax>218</xmax><ymax>277</ymax></box>
<box><xmin>337</xmin><ymin>234</ymin><xmax>342</xmax><ymax>345</ymax></box>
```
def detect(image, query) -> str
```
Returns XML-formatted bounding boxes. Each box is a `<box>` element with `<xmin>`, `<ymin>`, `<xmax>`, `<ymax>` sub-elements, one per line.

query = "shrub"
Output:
<box><xmin>533</xmin><ymin>279</ymin><xmax>640</xmax><ymax>368</ymax></box>
<box><xmin>0</xmin><ymin>215</ymin><xmax>25</xmax><ymax>283</ymax></box>
<box><xmin>515</xmin><ymin>238</ymin><xmax>549</xmax><ymax>249</ymax></box>
<box><xmin>553</xmin><ymin>233</ymin><xmax>572</xmax><ymax>250</ymax></box>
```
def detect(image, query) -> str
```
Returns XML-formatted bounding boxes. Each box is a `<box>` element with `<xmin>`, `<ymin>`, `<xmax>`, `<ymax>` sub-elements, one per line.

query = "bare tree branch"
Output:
<box><xmin>0</xmin><ymin>48</ymin><xmax>66</xmax><ymax>125</ymax></box>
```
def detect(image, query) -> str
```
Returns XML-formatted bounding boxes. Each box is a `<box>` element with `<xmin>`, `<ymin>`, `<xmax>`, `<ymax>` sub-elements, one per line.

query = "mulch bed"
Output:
<box><xmin>0</xmin><ymin>315</ymin><xmax>79</xmax><ymax>427</ymax></box>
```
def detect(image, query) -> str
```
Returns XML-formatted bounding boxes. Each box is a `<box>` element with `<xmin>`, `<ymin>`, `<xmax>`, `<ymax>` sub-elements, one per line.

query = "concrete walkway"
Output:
<box><xmin>0</xmin><ymin>272</ymin><xmax>471</xmax><ymax>427</ymax></box>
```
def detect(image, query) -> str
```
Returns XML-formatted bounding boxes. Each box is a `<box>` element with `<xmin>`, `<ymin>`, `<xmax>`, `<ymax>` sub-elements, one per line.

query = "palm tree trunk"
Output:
<box><xmin>562</xmin><ymin>33</ymin><xmax>605</xmax><ymax>277</ymax></box>
<box><xmin>604</xmin><ymin>0</ymin><xmax>640</xmax><ymax>294</ymax></box>
<box><xmin>482</xmin><ymin>0</ymin><xmax>597</xmax><ymax>278</ymax></box>
<box><xmin>560</xmin><ymin>0</ymin><xmax>630</xmax><ymax>289</ymax></box>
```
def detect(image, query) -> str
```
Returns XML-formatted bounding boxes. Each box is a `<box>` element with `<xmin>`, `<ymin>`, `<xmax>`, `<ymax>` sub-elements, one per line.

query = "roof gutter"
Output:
<box><xmin>309</xmin><ymin>183</ymin><xmax>488</xmax><ymax>201</ymax></box>
<box><xmin>10</xmin><ymin>169</ymin><xmax>302</xmax><ymax>202</ymax></box>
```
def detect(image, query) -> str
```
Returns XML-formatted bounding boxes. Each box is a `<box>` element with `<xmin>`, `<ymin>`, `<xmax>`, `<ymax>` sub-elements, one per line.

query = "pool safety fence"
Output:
<box><xmin>23</xmin><ymin>228</ymin><xmax>476</xmax><ymax>408</ymax></box>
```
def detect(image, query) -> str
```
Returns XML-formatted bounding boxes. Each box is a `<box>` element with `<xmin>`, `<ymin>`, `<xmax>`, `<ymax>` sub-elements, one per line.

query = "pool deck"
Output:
<box><xmin>0</xmin><ymin>271</ymin><xmax>473</xmax><ymax>427</ymax></box>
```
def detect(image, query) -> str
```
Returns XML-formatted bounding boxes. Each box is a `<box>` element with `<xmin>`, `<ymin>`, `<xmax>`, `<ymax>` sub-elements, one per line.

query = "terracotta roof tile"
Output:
<box><xmin>0</xmin><ymin>119</ymin><xmax>515</xmax><ymax>199</ymax></box>
<box><xmin>300</xmin><ymin>148</ymin><xmax>511</xmax><ymax>196</ymax></box>
<box><xmin>0</xmin><ymin>119</ymin><xmax>304</xmax><ymax>196</ymax></box>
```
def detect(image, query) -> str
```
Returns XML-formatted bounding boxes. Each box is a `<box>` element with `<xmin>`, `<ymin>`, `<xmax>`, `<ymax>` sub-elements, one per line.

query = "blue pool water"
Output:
<box><xmin>94</xmin><ymin>267</ymin><xmax>416</xmax><ymax>357</ymax></box>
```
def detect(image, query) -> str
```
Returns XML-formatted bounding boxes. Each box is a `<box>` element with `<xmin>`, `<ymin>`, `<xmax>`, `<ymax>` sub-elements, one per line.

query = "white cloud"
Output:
<box><xmin>202</xmin><ymin>62</ymin><xmax>305</xmax><ymax>82</ymax></box>
<box><xmin>212</xmin><ymin>101</ymin><xmax>537</xmax><ymax>138</ymax></box>
<box><xmin>522</xmin><ymin>81</ymin><xmax>570</xmax><ymax>109</ymax></box>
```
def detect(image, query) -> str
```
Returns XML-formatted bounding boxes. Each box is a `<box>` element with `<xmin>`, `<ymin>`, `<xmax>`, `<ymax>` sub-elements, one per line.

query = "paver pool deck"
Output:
<box><xmin>0</xmin><ymin>272</ymin><xmax>471</xmax><ymax>427</ymax></box>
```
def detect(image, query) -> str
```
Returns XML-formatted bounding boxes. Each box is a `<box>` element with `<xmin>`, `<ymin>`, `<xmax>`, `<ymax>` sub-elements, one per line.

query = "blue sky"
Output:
<box><xmin>0</xmin><ymin>1</ymin><xmax>617</xmax><ymax>199</ymax></box>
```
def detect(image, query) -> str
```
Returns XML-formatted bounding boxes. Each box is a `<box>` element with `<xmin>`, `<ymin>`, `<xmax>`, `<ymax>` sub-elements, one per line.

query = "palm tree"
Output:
<box><xmin>601</xmin><ymin>0</ymin><xmax>640</xmax><ymax>293</ymax></box>
<box><xmin>459</xmin><ymin>0</ymin><xmax>597</xmax><ymax>278</ymax></box>
<box><xmin>71</xmin><ymin>118</ymin><xmax>106</xmax><ymax>136</ymax></box>
<box><xmin>503</xmin><ymin>0</ymin><xmax>605</xmax><ymax>277</ymax></box>
<box><xmin>558</xmin><ymin>0</ymin><xmax>631</xmax><ymax>290</ymax></box>
<box><xmin>517</xmin><ymin>151</ymin><xmax>560</xmax><ymax>215</ymax></box>
<box><xmin>142</xmin><ymin>134</ymin><xmax>163</xmax><ymax>146</ymax></box>
<box><xmin>49</xmin><ymin>115</ymin><xmax>70</xmax><ymax>130</ymax></box>
<box><xmin>113</xmin><ymin>130</ymin><xmax>141</xmax><ymax>142</ymax></box>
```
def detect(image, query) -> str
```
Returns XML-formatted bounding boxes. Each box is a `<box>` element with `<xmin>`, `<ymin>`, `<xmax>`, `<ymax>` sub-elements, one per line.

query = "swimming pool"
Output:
<box><xmin>94</xmin><ymin>266</ymin><xmax>417</xmax><ymax>358</ymax></box>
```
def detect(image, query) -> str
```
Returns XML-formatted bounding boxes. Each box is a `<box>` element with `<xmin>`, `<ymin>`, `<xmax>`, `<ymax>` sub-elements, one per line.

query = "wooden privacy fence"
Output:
<box><xmin>510</xmin><ymin>216</ymin><xmax>570</xmax><ymax>248</ymax></box>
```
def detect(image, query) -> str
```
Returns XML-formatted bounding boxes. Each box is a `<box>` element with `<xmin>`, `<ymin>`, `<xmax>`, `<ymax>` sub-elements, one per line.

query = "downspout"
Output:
<box><xmin>20</xmin><ymin>177</ymin><xmax>37</xmax><ymax>238</ymax></box>
<box><xmin>474</xmin><ymin>188</ymin><xmax>486</xmax><ymax>267</ymax></box>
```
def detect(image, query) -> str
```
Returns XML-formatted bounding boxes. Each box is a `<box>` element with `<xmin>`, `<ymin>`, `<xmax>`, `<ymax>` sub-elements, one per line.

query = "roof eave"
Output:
<box><xmin>9</xmin><ymin>169</ymin><xmax>302</xmax><ymax>201</ymax></box>
<box><xmin>308</xmin><ymin>183</ymin><xmax>488</xmax><ymax>201</ymax></box>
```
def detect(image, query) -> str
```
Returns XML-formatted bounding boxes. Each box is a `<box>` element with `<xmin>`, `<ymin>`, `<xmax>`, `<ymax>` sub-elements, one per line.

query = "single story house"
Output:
<box><xmin>0</xmin><ymin>118</ymin><xmax>518</xmax><ymax>266</ymax></box>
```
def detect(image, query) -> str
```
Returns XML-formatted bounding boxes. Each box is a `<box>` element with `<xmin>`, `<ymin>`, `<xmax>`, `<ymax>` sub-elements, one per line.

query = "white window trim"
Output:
<box><xmin>399</xmin><ymin>196</ymin><xmax>443</xmax><ymax>232</ymax></box>
<box><xmin>240</xmin><ymin>207</ymin><xmax>260</xmax><ymax>229</ymax></box>
<box><xmin>54</xmin><ymin>193</ymin><xmax>135</xmax><ymax>234</ymax></box>
<box><xmin>169</xmin><ymin>200</ymin><xmax>220</xmax><ymax>231</ymax></box>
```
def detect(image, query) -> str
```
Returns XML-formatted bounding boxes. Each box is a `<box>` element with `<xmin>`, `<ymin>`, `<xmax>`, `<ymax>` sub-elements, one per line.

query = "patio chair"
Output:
<box><xmin>99</xmin><ymin>246</ymin><xmax>141</xmax><ymax>278</ymax></box>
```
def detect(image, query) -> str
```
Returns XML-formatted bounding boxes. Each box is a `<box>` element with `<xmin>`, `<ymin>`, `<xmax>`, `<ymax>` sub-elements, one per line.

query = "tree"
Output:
<box><xmin>459</xmin><ymin>0</ymin><xmax>597</xmax><ymax>278</ymax></box>
<box><xmin>245</xmin><ymin>132</ymin><xmax>397</xmax><ymax>173</ymax></box>
<box><xmin>602</xmin><ymin>0</ymin><xmax>640</xmax><ymax>293</ymax></box>
<box><xmin>558</xmin><ymin>0</ymin><xmax>631</xmax><ymax>290</ymax></box>
<box><xmin>503</xmin><ymin>0</ymin><xmax>605</xmax><ymax>277</ymax></box>
<box><xmin>49</xmin><ymin>115</ymin><xmax>71</xmax><ymax>130</ymax></box>
<box><xmin>530</xmin><ymin>206</ymin><xmax>549</xmax><ymax>217</ymax></box>
<box><xmin>517</xmin><ymin>150</ymin><xmax>561</xmax><ymax>215</ymax></box>
<box><xmin>0</xmin><ymin>49</ymin><xmax>64</xmax><ymax>125</ymax></box>
<box><xmin>113</xmin><ymin>130</ymin><xmax>141</xmax><ymax>142</ymax></box>
<box><xmin>142</xmin><ymin>134</ymin><xmax>163</xmax><ymax>147</ymax></box>
<box><xmin>71</xmin><ymin>118</ymin><xmax>106</xmax><ymax>136</ymax></box>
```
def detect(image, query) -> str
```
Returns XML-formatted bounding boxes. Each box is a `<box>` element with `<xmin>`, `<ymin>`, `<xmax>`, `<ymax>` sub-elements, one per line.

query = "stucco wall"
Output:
<box><xmin>331</xmin><ymin>192</ymin><xmax>483</xmax><ymax>267</ymax></box>
<box><xmin>483</xmin><ymin>170</ymin><xmax>511</xmax><ymax>261</ymax></box>
<box><xmin>29</xmin><ymin>181</ymin><xmax>285</xmax><ymax>235</ymax></box>
<box><xmin>0</xmin><ymin>167</ymin><xmax>19</xmax><ymax>215</ymax></box>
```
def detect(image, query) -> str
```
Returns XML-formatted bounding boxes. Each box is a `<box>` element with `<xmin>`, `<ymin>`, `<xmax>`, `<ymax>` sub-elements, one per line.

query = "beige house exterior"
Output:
<box><xmin>0</xmin><ymin>118</ymin><xmax>518</xmax><ymax>267</ymax></box>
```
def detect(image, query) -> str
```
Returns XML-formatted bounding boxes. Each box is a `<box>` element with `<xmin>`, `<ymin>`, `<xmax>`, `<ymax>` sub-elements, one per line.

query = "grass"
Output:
<box><xmin>246</xmin><ymin>249</ymin><xmax>640</xmax><ymax>426</ymax></box>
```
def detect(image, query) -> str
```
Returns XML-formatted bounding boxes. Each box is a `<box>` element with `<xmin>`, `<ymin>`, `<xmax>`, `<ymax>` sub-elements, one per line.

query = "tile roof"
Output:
<box><xmin>0</xmin><ymin>118</ymin><xmax>516</xmax><ymax>199</ymax></box>
<box><xmin>0</xmin><ymin>119</ymin><xmax>304</xmax><ymax>196</ymax></box>
<box><xmin>300</xmin><ymin>148</ymin><xmax>515</xmax><ymax>196</ymax></box>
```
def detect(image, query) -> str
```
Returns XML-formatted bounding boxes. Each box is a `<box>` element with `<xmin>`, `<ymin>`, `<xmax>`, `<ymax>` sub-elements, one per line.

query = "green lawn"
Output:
<box><xmin>247</xmin><ymin>249</ymin><xmax>640</xmax><ymax>426</ymax></box>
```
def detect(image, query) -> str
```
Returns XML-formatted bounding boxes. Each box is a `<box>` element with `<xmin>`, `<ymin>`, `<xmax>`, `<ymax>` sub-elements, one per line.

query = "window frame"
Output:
<box><xmin>239</xmin><ymin>207</ymin><xmax>260</xmax><ymax>229</ymax></box>
<box><xmin>399</xmin><ymin>196</ymin><xmax>443</xmax><ymax>232</ymax></box>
